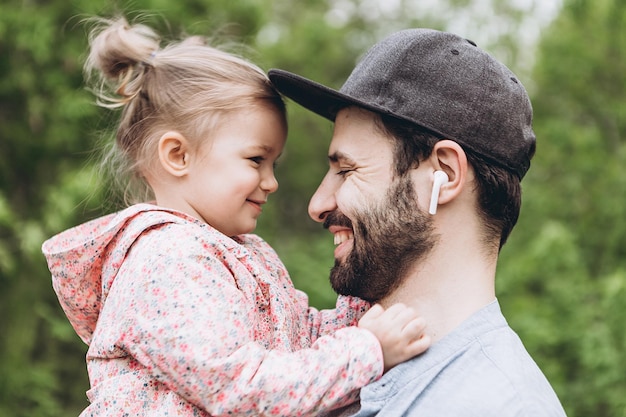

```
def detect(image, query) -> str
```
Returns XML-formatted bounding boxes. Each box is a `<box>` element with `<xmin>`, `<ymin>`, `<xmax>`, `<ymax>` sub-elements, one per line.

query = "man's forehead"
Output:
<box><xmin>328</xmin><ymin>111</ymin><xmax>392</xmax><ymax>162</ymax></box>
<box><xmin>327</xmin><ymin>141</ymin><xmax>395</xmax><ymax>173</ymax></box>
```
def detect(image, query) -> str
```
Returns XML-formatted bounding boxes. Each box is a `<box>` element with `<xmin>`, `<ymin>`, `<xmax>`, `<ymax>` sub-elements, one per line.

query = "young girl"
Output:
<box><xmin>42</xmin><ymin>16</ymin><xmax>429</xmax><ymax>416</ymax></box>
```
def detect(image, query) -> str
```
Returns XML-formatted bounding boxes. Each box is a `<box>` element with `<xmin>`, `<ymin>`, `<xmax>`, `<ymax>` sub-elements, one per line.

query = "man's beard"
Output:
<box><xmin>324</xmin><ymin>175</ymin><xmax>437</xmax><ymax>302</ymax></box>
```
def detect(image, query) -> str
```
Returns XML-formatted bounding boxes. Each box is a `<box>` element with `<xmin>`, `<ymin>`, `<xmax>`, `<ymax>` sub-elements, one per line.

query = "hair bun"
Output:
<box><xmin>85</xmin><ymin>16</ymin><xmax>160</xmax><ymax>106</ymax></box>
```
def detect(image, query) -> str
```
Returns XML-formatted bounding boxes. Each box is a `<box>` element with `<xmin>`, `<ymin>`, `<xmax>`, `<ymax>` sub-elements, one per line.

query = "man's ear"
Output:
<box><xmin>158</xmin><ymin>131</ymin><xmax>191</xmax><ymax>177</ymax></box>
<box><xmin>429</xmin><ymin>139</ymin><xmax>468</xmax><ymax>206</ymax></box>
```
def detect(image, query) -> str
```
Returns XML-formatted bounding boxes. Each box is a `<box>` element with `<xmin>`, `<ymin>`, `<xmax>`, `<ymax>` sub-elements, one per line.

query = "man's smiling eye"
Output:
<box><xmin>336</xmin><ymin>168</ymin><xmax>354</xmax><ymax>176</ymax></box>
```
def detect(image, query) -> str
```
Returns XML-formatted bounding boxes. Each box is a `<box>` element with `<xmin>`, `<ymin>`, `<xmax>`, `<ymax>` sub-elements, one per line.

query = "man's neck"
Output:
<box><xmin>380</xmin><ymin>237</ymin><xmax>497</xmax><ymax>344</ymax></box>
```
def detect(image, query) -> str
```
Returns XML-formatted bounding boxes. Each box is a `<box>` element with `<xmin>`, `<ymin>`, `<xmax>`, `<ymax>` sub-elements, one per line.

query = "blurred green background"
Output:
<box><xmin>1</xmin><ymin>0</ymin><xmax>625</xmax><ymax>415</ymax></box>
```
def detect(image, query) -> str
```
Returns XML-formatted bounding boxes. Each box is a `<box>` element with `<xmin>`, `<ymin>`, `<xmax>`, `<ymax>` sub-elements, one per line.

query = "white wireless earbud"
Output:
<box><xmin>428</xmin><ymin>170</ymin><xmax>449</xmax><ymax>215</ymax></box>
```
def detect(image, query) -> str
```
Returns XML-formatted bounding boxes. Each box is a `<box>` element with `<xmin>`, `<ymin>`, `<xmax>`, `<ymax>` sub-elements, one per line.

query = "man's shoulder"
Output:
<box><xmin>355</xmin><ymin>315</ymin><xmax>566</xmax><ymax>417</ymax></box>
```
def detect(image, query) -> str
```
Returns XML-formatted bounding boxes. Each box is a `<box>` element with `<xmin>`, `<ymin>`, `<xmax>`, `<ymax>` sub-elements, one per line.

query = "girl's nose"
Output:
<box><xmin>261</xmin><ymin>171</ymin><xmax>279</xmax><ymax>193</ymax></box>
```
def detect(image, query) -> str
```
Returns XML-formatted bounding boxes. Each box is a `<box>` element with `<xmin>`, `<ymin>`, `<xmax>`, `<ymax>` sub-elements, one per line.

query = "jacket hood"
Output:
<box><xmin>41</xmin><ymin>204</ymin><xmax>192</xmax><ymax>344</ymax></box>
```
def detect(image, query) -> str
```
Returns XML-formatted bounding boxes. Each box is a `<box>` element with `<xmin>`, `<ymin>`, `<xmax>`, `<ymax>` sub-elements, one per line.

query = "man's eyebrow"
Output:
<box><xmin>328</xmin><ymin>151</ymin><xmax>356</xmax><ymax>164</ymax></box>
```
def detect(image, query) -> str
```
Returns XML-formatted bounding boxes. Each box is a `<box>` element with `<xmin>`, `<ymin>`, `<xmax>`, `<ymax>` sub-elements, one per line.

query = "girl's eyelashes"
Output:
<box><xmin>248</xmin><ymin>153</ymin><xmax>282</xmax><ymax>170</ymax></box>
<box><xmin>248</xmin><ymin>156</ymin><xmax>264</xmax><ymax>165</ymax></box>
<box><xmin>249</xmin><ymin>156</ymin><xmax>282</xmax><ymax>170</ymax></box>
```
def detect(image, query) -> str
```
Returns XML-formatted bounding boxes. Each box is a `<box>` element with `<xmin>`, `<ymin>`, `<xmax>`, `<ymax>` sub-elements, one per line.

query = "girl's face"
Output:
<box><xmin>184</xmin><ymin>104</ymin><xmax>287</xmax><ymax>236</ymax></box>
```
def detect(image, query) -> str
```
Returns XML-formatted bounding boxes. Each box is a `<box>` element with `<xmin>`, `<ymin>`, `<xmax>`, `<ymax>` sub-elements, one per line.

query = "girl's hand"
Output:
<box><xmin>358</xmin><ymin>303</ymin><xmax>431</xmax><ymax>372</ymax></box>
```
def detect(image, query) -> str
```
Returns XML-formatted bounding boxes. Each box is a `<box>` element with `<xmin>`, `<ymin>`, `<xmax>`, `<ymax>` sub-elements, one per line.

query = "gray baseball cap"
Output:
<box><xmin>268</xmin><ymin>28</ymin><xmax>536</xmax><ymax>179</ymax></box>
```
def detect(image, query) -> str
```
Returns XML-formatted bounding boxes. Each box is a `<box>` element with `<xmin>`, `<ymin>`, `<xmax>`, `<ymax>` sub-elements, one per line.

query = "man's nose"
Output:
<box><xmin>308</xmin><ymin>174</ymin><xmax>336</xmax><ymax>223</ymax></box>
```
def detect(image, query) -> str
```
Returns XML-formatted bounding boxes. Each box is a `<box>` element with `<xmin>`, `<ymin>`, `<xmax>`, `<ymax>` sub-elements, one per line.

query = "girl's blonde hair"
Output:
<box><xmin>85</xmin><ymin>16</ymin><xmax>285</xmax><ymax>204</ymax></box>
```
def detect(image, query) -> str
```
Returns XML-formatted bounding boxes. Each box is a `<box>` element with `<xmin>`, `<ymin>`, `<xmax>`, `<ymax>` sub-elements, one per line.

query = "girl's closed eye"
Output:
<box><xmin>248</xmin><ymin>156</ymin><xmax>265</xmax><ymax>165</ymax></box>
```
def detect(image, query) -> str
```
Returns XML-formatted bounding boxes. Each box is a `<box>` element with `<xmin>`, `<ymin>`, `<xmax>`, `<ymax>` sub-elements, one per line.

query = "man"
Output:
<box><xmin>269</xmin><ymin>29</ymin><xmax>567</xmax><ymax>416</ymax></box>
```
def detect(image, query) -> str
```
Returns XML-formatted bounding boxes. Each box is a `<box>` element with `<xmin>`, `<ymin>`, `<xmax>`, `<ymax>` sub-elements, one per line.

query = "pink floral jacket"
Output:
<box><xmin>42</xmin><ymin>204</ymin><xmax>382</xmax><ymax>416</ymax></box>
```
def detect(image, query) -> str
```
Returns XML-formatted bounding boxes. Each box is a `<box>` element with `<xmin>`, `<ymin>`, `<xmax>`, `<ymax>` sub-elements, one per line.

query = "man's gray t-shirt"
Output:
<box><xmin>330</xmin><ymin>300</ymin><xmax>567</xmax><ymax>416</ymax></box>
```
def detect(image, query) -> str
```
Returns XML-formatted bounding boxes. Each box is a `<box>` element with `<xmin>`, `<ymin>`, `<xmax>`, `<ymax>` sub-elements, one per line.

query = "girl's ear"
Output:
<box><xmin>429</xmin><ymin>139</ymin><xmax>468</xmax><ymax>206</ymax></box>
<box><xmin>158</xmin><ymin>131</ymin><xmax>191</xmax><ymax>177</ymax></box>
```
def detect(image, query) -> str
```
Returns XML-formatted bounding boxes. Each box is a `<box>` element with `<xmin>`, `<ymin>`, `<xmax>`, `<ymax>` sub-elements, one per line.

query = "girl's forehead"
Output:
<box><xmin>200</xmin><ymin>106</ymin><xmax>286</xmax><ymax>153</ymax></box>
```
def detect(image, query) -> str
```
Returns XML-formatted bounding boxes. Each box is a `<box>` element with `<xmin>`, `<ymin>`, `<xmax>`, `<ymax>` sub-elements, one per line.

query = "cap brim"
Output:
<box><xmin>268</xmin><ymin>69</ymin><xmax>398</xmax><ymax>122</ymax></box>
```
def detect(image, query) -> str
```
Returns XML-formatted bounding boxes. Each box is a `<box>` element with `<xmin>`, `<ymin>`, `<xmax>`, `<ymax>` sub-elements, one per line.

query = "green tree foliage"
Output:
<box><xmin>497</xmin><ymin>0</ymin><xmax>626</xmax><ymax>415</ymax></box>
<box><xmin>2</xmin><ymin>0</ymin><xmax>623</xmax><ymax>415</ymax></box>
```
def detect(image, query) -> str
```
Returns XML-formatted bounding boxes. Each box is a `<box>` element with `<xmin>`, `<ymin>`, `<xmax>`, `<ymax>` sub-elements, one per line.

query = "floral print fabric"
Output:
<box><xmin>42</xmin><ymin>204</ymin><xmax>382</xmax><ymax>416</ymax></box>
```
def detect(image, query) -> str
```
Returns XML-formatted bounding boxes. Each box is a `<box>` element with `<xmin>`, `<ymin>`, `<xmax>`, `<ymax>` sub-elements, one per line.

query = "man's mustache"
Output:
<box><xmin>323</xmin><ymin>211</ymin><xmax>354</xmax><ymax>230</ymax></box>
